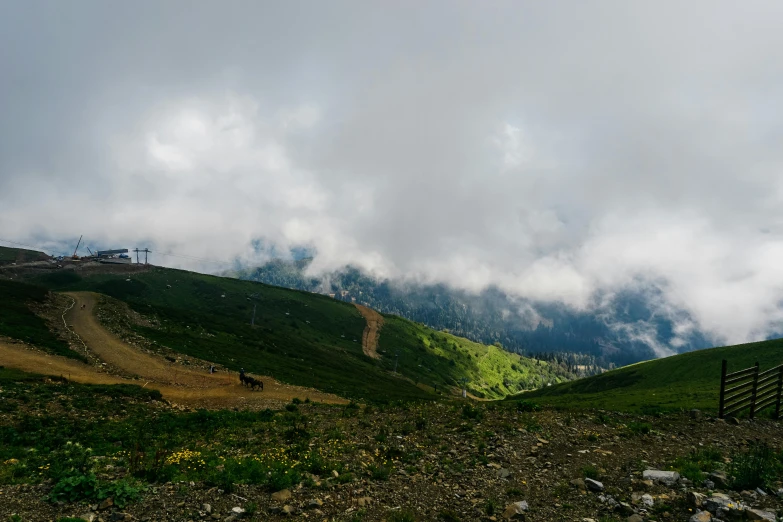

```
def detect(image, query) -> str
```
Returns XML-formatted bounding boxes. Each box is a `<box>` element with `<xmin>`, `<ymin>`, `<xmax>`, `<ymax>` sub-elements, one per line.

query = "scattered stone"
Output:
<box><xmin>642</xmin><ymin>469</ymin><xmax>680</xmax><ymax>486</ymax></box>
<box><xmin>746</xmin><ymin>509</ymin><xmax>776</xmax><ymax>521</ymax></box>
<box><xmin>271</xmin><ymin>489</ymin><xmax>292</xmax><ymax>502</ymax></box>
<box><xmin>502</xmin><ymin>500</ymin><xmax>529</xmax><ymax>520</ymax></box>
<box><xmin>202</xmin><ymin>504</ymin><xmax>213</xmax><ymax>514</ymax></box>
<box><xmin>584</xmin><ymin>478</ymin><xmax>604</xmax><ymax>492</ymax></box>
<box><xmin>331</xmin><ymin>470</ymin><xmax>339</xmax><ymax>478</ymax></box>
<box><xmin>708</xmin><ymin>471</ymin><xmax>729</xmax><ymax>488</ymax></box>
<box><xmin>626</xmin><ymin>515</ymin><xmax>643</xmax><ymax>522</ymax></box>
<box><xmin>687</xmin><ymin>491</ymin><xmax>706</xmax><ymax>508</ymax></box>
<box><xmin>641</xmin><ymin>493</ymin><xmax>654</xmax><ymax>508</ymax></box>
<box><xmin>110</xmin><ymin>513</ymin><xmax>131</xmax><ymax>522</ymax></box>
<box><xmin>689</xmin><ymin>511</ymin><xmax>712</xmax><ymax>522</ymax></box>
<box><xmin>617</xmin><ymin>501</ymin><xmax>635</xmax><ymax>515</ymax></box>
<box><xmin>497</xmin><ymin>468</ymin><xmax>512</xmax><ymax>479</ymax></box>
<box><xmin>690</xmin><ymin>409</ymin><xmax>703</xmax><ymax>419</ymax></box>
<box><xmin>282</xmin><ymin>505</ymin><xmax>296</xmax><ymax>516</ymax></box>
<box><xmin>570</xmin><ymin>478</ymin><xmax>586</xmax><ymax>492</ymax></box>
<box><xmin>703</xmin><ymin>479</ymin><xmax>716</xmax><ymax>489</ymax></box>
<box><xmin>307</xmin><ymin>499</ymin><xmax>323</xmax><ymax>509</ymax></box>
<box><xmin>98</xmin><ymin>498</ymin><xmax>114</xmax><ymax>510</ymax></box>
<box><xmin>80</xmin><ymin>514</ymin><xmax>98</xmax><ymax>522</ymax></box>
<box><xmin>356</xmin><ymin>497</ymin><xmax>372</xmax><ymax>507</ymax></box>
<box><xmin>230</xmin><ymin>507</ymin><xmax>245</xmax><ymax>515</ymax></box>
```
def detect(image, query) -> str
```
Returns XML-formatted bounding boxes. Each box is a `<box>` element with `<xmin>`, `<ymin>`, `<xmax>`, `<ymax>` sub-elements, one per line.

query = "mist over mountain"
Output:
<box><xmin>233</xmin><ymin>258</ymin><xmax>715</xmax><ymax>367</ymax></box>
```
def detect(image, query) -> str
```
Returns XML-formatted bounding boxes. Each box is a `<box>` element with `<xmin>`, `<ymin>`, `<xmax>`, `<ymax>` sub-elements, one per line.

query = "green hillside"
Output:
<box><xmin>0</xmin><ymin>245</ymin><xmax>49</xmax><ymax>265</ymax></box>
<box><xmin>1</xmin><ymin>253</ymin><xmax>564</xmax><ymax>402</ymax></box>
<box><xmin>0</xmin><ymin>279</ymin><xmax>85</xmax><ymax>362</ymax></box>
<box><xmin>512</xmin><ymin>337</ymin><xmax>783</xmax><ymax>414</ymax></box>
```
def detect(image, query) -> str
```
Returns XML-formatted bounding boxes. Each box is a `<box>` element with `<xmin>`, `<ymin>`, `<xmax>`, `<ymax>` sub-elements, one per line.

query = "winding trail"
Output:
<box><xmin>0</xmin><ymin>292</ymin><xmax>348</xmax><ymax>408</ymax></box>
<box><xmin>354</xmin><ymin>304</ymin><xmax>384</xmax><ymax>359</ymax></box>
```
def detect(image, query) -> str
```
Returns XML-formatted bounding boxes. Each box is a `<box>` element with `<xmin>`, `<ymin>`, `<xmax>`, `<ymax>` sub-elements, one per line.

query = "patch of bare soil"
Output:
<box><xmin>0</xmin><ymin>292</ymin><xmax>347</xmax><ymax>409</ymax></box>
<box><xmin>355</xmin><ymin>304</ymin><xmax>384</xmax><ymax>359</ymax></box>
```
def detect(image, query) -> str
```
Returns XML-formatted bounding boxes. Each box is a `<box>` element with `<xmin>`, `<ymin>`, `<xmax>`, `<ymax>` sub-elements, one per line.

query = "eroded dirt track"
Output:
<box><xmin>0</xmin><ymin>292</ymin><xmax>347</xmax><ymax>408</ymax></box>
<box><xmin>354</xmin><ymin>304</ymin><xmax>384</xmax><ymax>359</ymax></box>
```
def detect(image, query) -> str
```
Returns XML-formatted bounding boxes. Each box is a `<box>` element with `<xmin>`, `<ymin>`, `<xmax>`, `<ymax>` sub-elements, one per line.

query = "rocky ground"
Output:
<box><xmin>2</xmin><ymin>400</ymin><xmax>783</xmax><ymax>522</ymax></box>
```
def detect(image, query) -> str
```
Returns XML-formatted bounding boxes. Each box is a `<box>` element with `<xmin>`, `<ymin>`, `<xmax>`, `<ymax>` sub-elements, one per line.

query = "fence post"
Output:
<box><xmin>776</xmin><ymin>366</ymin><xmax>783</xmax><ymax>420</ymax></box>
<box><xmin>749</xmin><ymin>362</ymin><xmax>760</xmax><ymax>419</ymax></box>
<box><xmin>719</xmin><ymin>360</ymin><xmax>727</xmax><ymax>419</ymax></box>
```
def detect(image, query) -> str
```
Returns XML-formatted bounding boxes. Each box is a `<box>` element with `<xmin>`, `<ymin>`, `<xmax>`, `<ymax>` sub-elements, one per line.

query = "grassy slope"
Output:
<box><xmin>0</xmin><ymin>279</ymin><xmax>85</xmax><ymax>362</ymax></box>
<box><xmin>513</xmin><ymin>337</ymin><xmax>783</xmax><ymax>414</ymax></box>
<box><xmin>0</xmin><ymin>245</ymin><xmax>48</xmax><ymax>265</ymax></box>
<box><xmin>25</xmin><ymin>265</ymin><xmax>547</xmax><ymax>401</ymax></box>
<box><xmin>378</xmin><ymin>315</ymin><xmax>563</xmax><ymax>398</ymax></box>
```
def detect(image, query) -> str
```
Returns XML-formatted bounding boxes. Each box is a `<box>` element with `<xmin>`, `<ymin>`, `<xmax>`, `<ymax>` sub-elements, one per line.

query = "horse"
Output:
<box><xmin>239</xmin><ymin>372</ymin><xmax>249</xmax><ymax>386</ymax></box>
<box><xmin>247</xmin><ymin>376</ymin><xmax>264</xmax><ymax>391</ymax></box>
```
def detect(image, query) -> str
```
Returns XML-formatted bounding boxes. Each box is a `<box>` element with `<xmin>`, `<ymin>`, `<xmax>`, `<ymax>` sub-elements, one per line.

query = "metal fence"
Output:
<box><xmin>719</xmin><ymin>360</ymin><xmax>783</xmax><ymax>419</ymax></box>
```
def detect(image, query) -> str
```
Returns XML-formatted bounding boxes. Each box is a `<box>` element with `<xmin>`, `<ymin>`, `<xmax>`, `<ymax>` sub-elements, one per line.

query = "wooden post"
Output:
<box><xmin>776</xmin><ymin>366</ymin><xmax>783</xmax><ymax>420</ymax></box>
<box><xmin>719</xmin><ymin>360</ymin><xmax>727</xmax><ymax>418</ymax></box>
<box><xmin>749</xmin><ymin>362</ymin><xmax>760</xmax><ymax>419</ymax></box>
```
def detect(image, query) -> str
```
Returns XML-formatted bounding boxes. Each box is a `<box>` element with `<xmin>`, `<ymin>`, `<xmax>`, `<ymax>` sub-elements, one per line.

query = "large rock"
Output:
<box><xmin>746</xmin><ymin>509</ymin><xmax>776</xmax><ymax>522</ymax></box>
<box><xmin>584</xmin><ymin>478</ymin><xmax>604</xmax><ymax>492</ymax></box>
<box><xmin>642</xmin><ymin>469</ymin><xmax>680</xmax><ymax>486</ymax></box>
<box><xmin>702</xmin><ymin>494</ymin><xmax>732</xmax><ymax>513</ymax></box>
<box><xmin>689</xmin><ymin>511</ymin><xmax>712</xmax><ymax>522</ymax></box>
<box><xmin>687</xmin><ymin>491</ymin><xmax>706</xmax><ymax>508</ymax></box>
<box><xmin>708</xmin><ymin>471</ymin><xmax>730</xmax><ymax>488</ymax></box>
<box><xmin>503</xmin><ymin>500</ymin><xmax>529</xmax><ymax>520</ymax></box>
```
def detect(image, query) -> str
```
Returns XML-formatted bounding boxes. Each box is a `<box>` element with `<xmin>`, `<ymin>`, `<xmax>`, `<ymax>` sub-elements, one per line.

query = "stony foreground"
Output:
<box><xmin>3</xmin><ymin>400</ymin><xmax>783</xmax><ymax>522</ymax></box>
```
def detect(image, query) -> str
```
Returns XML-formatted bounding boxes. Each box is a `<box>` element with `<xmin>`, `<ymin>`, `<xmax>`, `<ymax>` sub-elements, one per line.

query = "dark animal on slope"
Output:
<box><xmin>247</xmin><ymin>377</ymin><xmax>264</xmax><ymax>391</ymax></box>
<box><xmin>239</xmin><ymin>373</ymin><xmax>249</xmax><ymax>386</ymax></box>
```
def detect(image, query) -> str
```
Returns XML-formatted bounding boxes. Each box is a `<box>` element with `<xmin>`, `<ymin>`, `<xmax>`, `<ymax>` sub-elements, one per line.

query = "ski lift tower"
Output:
<box><xmin>460</xmin><ymin>377</ymin><xmax>469</xmax><ymax>398</ymax></box>
<box><xmin>247</xmin><ymin>293</ymin><xmax>259</xmax><ymax>326</ymax></box>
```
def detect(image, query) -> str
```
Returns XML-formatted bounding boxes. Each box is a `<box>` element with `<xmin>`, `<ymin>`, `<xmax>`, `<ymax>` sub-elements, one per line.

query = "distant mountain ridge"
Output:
<box><xmin>232</xmin><ymin>257</ymin><xmax>714</xmax><ymax>367</ymax></box>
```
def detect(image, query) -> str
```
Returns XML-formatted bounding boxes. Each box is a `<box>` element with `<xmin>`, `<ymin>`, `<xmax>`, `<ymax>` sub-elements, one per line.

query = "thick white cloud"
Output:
<box><xmin>1</xmin><ymin>1</ymin><xmax>783</xmax><ymax>351</ymax></box>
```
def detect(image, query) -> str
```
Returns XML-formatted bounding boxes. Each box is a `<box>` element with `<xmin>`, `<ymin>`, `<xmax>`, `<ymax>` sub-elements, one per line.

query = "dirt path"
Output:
<box><xmin>354</xmin><ymin>304</ymin><xmax>384</xmax><ymax>359</ymax></box>
<box><xmin>0</xmin><ymin>292</ymin><xmax>348</xmax><ymax>408</ymax></box>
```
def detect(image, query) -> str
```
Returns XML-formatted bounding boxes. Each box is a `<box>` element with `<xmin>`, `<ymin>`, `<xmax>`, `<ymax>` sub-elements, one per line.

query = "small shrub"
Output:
<box><xmin>387</xmin><ymin>510</ymin><xmax>416</xmax><ymax>522</ymax></box>
<box><xmin>369</xmin><ymin>464</ymin><xmax>392</xmax><ymax>481</ymax></box>
<box><xmin>625</xmin><ymin>422</ymin><xmax>651</xmax><ymax>435</ymax></box>
<box><xmin>440</xmin><ymin>509</ymin><xmax>460</xmax><ymax>521</ymax></box>
<box><xmin>506</xmin><ymin>487</ymin><xmax>523</xmax><ymax>496</ymax></box>
<box><xmin>98</xmin><ymin>478</ymin><xmax>145</xmax><ymax>508</ymax></box>
<box><xmin>461</xmin><ymin>404</ymin><xmax>482</xmax><ymax>420</ymax></box>
<box><xmin>46</xmin><ymin>473</ymin><xmax>98</xmax><ymax>504</ymax></box>
<box><xmin>729</xmin><ymin>442</ymin><xmax>778</xmax><ymax>490</ymax></box>
<box><xmin>672</xmin><ymin>447</ymin><xmax>723</xmax><ymax>484</ymax></box>
<box><xmin>484</xmin><ymin>497</ymin><xmax>499</xmax><ymax>515</ymax></box>
<box><xmin>374</xmin><ymin>428</ymin><xmax>388</xmax><ymax>443</ymax></box>
<box><xmin>285</xmin><ymin>403</ymin><xmax>299</xmax><ymax>412</ymax></box>
<box><xmin>515</xmin><ymin>400</ymin><xmax>540</xmax><ymax>412</ymax></box>
<box><xmin>291</xmin><ymin>397</ymin><xmax>302</xmax><ymax>404</ymax></box>
<box><xmin>581</xmin><ymin>465</ymin><xmax>599</xmax><ymax>480</ymax></box>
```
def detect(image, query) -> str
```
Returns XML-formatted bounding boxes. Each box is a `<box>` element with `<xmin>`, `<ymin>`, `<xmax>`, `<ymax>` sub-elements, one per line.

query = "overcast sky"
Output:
<box><xmin>2</xmin><ymin>1</ymin><xmax>783</xmax><ymax>349</ymax></box>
